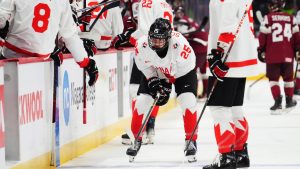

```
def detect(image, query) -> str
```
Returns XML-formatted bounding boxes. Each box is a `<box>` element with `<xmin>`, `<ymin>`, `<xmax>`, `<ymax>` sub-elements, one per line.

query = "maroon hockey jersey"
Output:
<box><xmin>258</xmin><ymin>12</ymin><xmax>299</xmax><ymax>64</ymax></box>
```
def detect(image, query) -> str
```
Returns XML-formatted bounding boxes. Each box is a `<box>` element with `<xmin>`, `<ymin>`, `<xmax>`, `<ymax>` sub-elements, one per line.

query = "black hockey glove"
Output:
<box><xmin>148</xmin><ymin>77</ymin><xmax>162</xmax><ymax>97</ymax></box>
<box><xmin>82</xmin><ymin>39</ymin><xmax>97</xmax><ymax>57</ymax></box>
<box><xmin>111</xmin><ymin>29</ymin><xmax>134</xmax><ymax>49</ymax></box>
<box><xmin>208</xmin><ymin>49</ymin><xmax>229</xmax><ymax>82</ymax></box>
<box><xmin>156</xmin><ymin>80</ymin><xmax>172</xmax><ymax>106</ymax></box>
<box><xmin>50</xmin><ymin>46</ymin><xmax>64</xmax><ymax>66</ymax></box>
<box><xmin>85</xmin><ymin>58</ymin><xmax>99</xmax><ymax>86</ymax></box>
<box><xmin>257</xmin><ymin>47</ymin><xmax>266</xmax><ymax>63</ymax></box>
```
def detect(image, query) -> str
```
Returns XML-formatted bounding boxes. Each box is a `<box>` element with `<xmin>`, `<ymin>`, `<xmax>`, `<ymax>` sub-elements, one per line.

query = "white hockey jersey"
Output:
<box><xmin>131</xmin><ymin>0</ymin><xmax>173</xmax><ymax>43</ymax></box>
<box><xmin>208</xmin><ymin>0</ymin><xmax>259</xmax><ymax>77</ymax></box>
<box><xmin>79</xmin><ymin>0</ymin><xmax>124</xmax><ymax>49</ymax></box>
<box><xmin>0</xmin><ymin>0</ymin><xmax>87</xmax><ymax>62</ymax></box>
<box><xmin>135</xmin><ymin>31</ymin><xmax>195</xmax><ymax>83</ymax></box>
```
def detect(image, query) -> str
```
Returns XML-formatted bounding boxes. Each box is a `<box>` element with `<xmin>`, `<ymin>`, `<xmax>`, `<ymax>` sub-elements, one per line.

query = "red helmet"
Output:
<box><xmin>268</xmin><ymin>0</ymin><xmax>285</xmax><ymax>12</ymax></box>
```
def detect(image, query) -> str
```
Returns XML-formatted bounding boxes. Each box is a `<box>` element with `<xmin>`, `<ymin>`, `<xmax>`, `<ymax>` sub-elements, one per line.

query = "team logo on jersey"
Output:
<box><xmin>143</xmin><ymin>42</ymin><xmax>147</xmax><ymax>48</ymax></box>
<box><xmin>173</xmin><ymin>43</ymin><xmax>178</xmax><ymax>49</ymax></box>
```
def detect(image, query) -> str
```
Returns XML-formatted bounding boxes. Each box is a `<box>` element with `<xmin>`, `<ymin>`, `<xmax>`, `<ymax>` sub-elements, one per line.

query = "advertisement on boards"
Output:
<box><xmin>17</xmin><ymin>61</ymin><xmax>52</xmax><ymax>161</ymax></box>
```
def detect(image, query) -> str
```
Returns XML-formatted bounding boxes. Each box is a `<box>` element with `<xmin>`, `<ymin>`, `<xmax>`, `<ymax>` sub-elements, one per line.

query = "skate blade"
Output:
<box><xmin>122</xmin><ymin>139</ymin><xmax>132</xmax><ymax>145</ymax></box>
<box><xmin>128</xmin><ymin>155</ymin><xmax>135</xmax><ymax>163</ymax></box>
<box><xmin>270</xmin><ymin>109</ymin><xmax>283</xmax><ymax>115</ymax></box>
<box><xmin>187</xmin><ymin>155</ymin><xmax>197</xmax><ymax>163</ymax></box>
<box><xmin>283</xmin><ymin>106</ymin><xmax>297</xmax><ymax>114</ymax></box>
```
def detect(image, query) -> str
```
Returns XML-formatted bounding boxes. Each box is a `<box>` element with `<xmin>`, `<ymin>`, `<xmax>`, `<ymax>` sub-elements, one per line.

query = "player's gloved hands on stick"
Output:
<box><xmin>208</xmin><ymin>49</ymin><xmax>229</xmax><ymax>82</ymax></box>
<box><xmin>257</xmin><ymin>47</ymin><xmax>266</xmax><ymax>63</ymax></box>
<box><xmin>148</xmin><ymin>77</ymin><xmax>172</xmax><ymax>106</ymax></box>
<box><xmin>82</xmin><ymin>38</ymin><xmax>97</xmax><ymax>57</ymax></box>
<box><xmin>50</xmin><ymin>46</ymin><xmax>64</xmax><ymax>66</ymax></box>
<box><xmin>148</xmin><ymin>77</ymin><xmax>162</xmax><ymax>97</ymax></box>
<box><xmin>85</xmin><ymin>58</ymin><xmax>99</xmax><ymax>86</ymax></box>
<box><xmin>156</xmin><ymin>80</ymin><xmax>172</xmax><ymax>106</ymax></box>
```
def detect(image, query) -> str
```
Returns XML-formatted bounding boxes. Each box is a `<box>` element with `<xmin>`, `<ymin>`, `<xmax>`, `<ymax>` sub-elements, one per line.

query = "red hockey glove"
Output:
<box><xmin>257</xmin><ymin>47</ymin><xmax>266</xmax><ymax>63</ymax></box>
<box><xmin>111</xmin><ymin>34</ymin><xmax>128</xmax><ymax>49</ymax></box>
<box><xmin>82</xmin><ymin>38</ymin><xmax>97</xmax><ymax>57</ymax></box>
<box><xmin>50</xmin><ymin>46</ymin><xmax>64</xmax><ymax>66</ymax></box>
<box><xmin>208</xmin><ymin>49</ymin><xmax>229</xmax><ymax>82</ymax></box>
<box><xmin>84</xmin><ymin>58</ymin><xmax>99</xmax><ymax>86</ymax></box>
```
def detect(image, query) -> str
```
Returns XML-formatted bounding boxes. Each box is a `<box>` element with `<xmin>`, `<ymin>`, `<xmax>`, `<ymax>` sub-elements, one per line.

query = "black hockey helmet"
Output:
<box><xmin>148</xmin><ymin>18</ymin><xmax>172</xmax><ymax>52</ymax></box>
<box><xmin>268</xmin><ymin>0</ymin><xmax>285</xmax><ymax>12</ymax></box>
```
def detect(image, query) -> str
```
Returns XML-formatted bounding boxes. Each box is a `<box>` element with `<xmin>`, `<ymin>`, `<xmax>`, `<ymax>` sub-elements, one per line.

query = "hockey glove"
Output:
<box><xmin>148</xmin><ymin>77</ymin><xmax>162</xmax><ymax>97</ymax></box>
<box><xmin>82</xmin><ymin>39</ymin><xmax>97</xmax><ymax>57</ymax></box>
<box><xmin>208</xmin><ymin>49</ymin><xmax>229</xmax><ymax>82</ymax></box>
<box><xmin>50</xmin><ymin>46</ymin><xmax>64</xmax><ymax>66</ymax></box>
<box><xmin>257</xmin><ymin>48</ymin><xmax>266</xmax><ymax>63</ymax></box>
<box><xmin>156</xmin><ymin>80</ymin><xmax>172</xmax><ymax>106</ymax></box>
<box><xmin>85</xmin><ymin>58</ymin><xmax>99</xmax><ymax>86</ymax></box>
<box><xmin>111</xmin><ymin>29</ymin><xmax>135</xmax><ymax>49</ymax></box>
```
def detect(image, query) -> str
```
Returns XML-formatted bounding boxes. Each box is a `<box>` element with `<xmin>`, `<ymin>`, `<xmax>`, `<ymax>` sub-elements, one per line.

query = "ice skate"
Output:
<box><xmin>203</xmin><ymin>151</ymin><xmax>236</xmax><ymax>169</ymax></box>
<box><xmin>145</xmin><ymin>117</ymin><xmax>156</xmax><ymax>144</ymax></box>
<box><xmin>184</xmin><ymin>140</ymin><xmax>197</xmax><ymax>163</ymax></box>
<box><xmin>270</xmin><ymin>96</ymin><xmax>282</xmax><ymax>115</ymax></box>
<box><xmin>235</xmin><ymin>143</ymin><xmax>250</xmax><ymax>168</ymax></box>
<box><xmin>126</xmin><ymin>140</ymin><xmax>142</xmax><ymax>162</ymax></box>
<box><xmin>121</xmin><ymin>133</ymin><xmax>132</xmax><ymax>145</ymax></box>
<box><xmin>284</xmin><ymin>96</ymin><xmax>297</xmax><ymax>113</ymax></box>
<box><xmin>294</xmin><ymin>89</ymin><xmax>300</xmax><ymax>100</ymax></box>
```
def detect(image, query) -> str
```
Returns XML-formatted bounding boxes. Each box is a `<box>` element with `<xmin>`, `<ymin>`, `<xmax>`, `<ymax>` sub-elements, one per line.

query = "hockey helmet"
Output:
<box><xmin>148</xmin><ymin>18</ymin><xmax>172</xmax><ymax>52</ymax></box>
<box><xmin>268</xmin><ymin>0</ymin><xmax>285</xmax><ymax>12</ymax></box>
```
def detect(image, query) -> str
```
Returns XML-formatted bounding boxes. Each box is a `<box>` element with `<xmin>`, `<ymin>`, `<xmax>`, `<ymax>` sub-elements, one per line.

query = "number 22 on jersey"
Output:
<box><xmin>32</xmin><ymin>3</ymin><xmax>51</xmax><ymax>33</ymax></box>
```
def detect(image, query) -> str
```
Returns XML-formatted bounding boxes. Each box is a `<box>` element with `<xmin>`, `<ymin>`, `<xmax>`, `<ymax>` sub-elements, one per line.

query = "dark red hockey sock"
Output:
<box><xmin>284</xmin><ymin>81</ymin><xmax>294</xmax><ymax>97</ymax></box>
<box><xmin>131</xmin><ymin>109</ymin><xmax>144</xmax><ymax>140</ymax></box>
<box><xmin>234</xmin><ymin>117</ymin><xmax>249</xmax><ymax>151</ymax></box>
<box><xmin>150</xmin><ymin>106</ymin><xmax>159</xmax><ymax>118</ymax></box>
<box><xmin>214</xmin><ymin>123</ymin><xmax>236</xmax><ymax>153</ymax></box>
<box><xmin>183</xmin><ymin>109</ymin><xmax>197</xmax><ymax>141</ymax></box>
<box><xmin>270</xmin><ymin>84</ymin><xmax>281</xmax><ymax>99</ymax></box>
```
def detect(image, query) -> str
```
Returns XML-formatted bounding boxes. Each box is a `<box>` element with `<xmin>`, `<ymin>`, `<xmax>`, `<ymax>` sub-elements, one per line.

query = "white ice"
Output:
<box><xmin>59</xmin><ymin>80</ymin><xmax>300</xmax><ymax>169</ymax></box>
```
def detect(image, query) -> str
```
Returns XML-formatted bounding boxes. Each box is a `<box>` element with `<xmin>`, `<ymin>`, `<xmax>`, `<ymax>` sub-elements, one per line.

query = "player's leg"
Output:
<box><xmin>282</xmin><ymin>63</ymin><xmax>297</xmax><ymax>109</ymax></box>
<box><xmin>126</xmin><ymin>75</ymin><xmax>154</xmax><ymax>157</ymax></box>
<box><xmin>175</xmin><ymin>70</ymin><xmax>198</xmax><ymax>162</ymax></box>
<box><xmin>203</xmin><ymin>77</ymin><xmax>243</xmax><ymax>169</ymax></box>
<box><xmin>231</xmin><ymin>78</ymin><xmax>250</xmax><ymax>168</ymax></box>
<box><xmin>267</xmin><ymin>63</ymin><xmax>282</xmax><ymax>113</ymax></box>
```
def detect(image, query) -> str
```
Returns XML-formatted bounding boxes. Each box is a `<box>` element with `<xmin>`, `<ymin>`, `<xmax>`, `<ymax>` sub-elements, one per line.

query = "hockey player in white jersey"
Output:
<box><xmin>0</xmin><ymin>0</ymin><xmax>98</xmax><ymax>86</ymax></box>
<box><xmin>79</xmin><ymin>0</ymin><xmax>124</xmax><ymax>50</ymax></box>
<box><xmin>126</xmin><ymin>18</ymin><xmax>199</xmax><ymax>163</ymax></box>
<box><xmin>115</xmin><ymin>0</ymin><xmax>174</xmax><ymax>145</ymax></box>
<box><xmin>203</xmin><ymin>0</ymin><xmax>259</xmax><ymax>169</ymax></box>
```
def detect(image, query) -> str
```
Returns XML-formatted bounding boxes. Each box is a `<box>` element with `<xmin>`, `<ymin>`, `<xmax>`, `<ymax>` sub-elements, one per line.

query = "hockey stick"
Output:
<box><xmin>128</xmin><ymin>93</ymin><xmax>160</xmax><ymax>162</ymax></box>
<box><xmin>88</xmin><ymin>0</ymin><xmax>120</xmax><ymax>31</ymax></box>
<box><xmin>184</xmin><ymin>1</ymin><xmax>253</xmax><ymax>155</ymax></box>
<box><xmin>76</xmin><ymin>0</ymin><xmax>114</xmax><ymax>13</ymax></box>
<box><xmin>50</xmin><ymin>46</ymin><xmax>62</xmax><ymax>166</ymax></box>
<box><xmin>246</xmin><ymin>74</ymin><xmax>265</xmax><ymax>99</ymax></box>
<box><xmin>182</xmin><ymin>16</ymin><xmax>209</xmax><ymax>36</ymax></box>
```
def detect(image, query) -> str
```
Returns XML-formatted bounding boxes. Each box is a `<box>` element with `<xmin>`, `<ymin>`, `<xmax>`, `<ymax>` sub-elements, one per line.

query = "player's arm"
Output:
<box><xmin>134</xmin><ymin>42</ymin><xmax>157</xmax><ymax>79</ymax></box>
<box><xmin>59</xmin><ymin>1</ymin><xmax>98</xmax><ymax>85</ymax></box>
<box><xmin>111</xmin><ymin>7</ymin><xmax>124</xmax><ymax>37</ymax></box>
<box><xmin>217</xmin><ymin>0</ymin><xmax>239</xmax><ymax>52</ymax></box>
<box><xmin>257</xmin><ymin>15</ymin><xmax>271</xmax><ymax>63</ymax></box>
<box><xmin>0</xmin><ymin>0</ymin><xmax>14</xmax><ymax>29</ymax></box>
